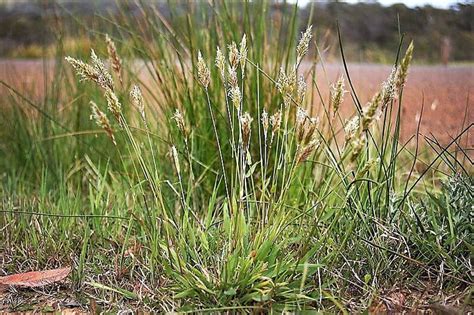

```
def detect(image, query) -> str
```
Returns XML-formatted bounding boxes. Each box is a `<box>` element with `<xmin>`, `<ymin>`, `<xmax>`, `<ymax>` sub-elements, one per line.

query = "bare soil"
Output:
<box><xmin>311</xmin><ymin>63</ymin><xmax>473</xmax><ymax>148</ymax></box>
<box><xmin>1</xmin><ymin>60</ymin><xmax>472</xmax><ymax>147</ymax></box>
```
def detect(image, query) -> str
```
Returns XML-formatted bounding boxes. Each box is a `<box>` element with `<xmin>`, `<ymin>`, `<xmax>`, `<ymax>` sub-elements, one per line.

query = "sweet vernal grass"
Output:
<box><xmin>0</xmin><ymin>2</ymin><xmax>472</xmax><ymax>312</ymax></box>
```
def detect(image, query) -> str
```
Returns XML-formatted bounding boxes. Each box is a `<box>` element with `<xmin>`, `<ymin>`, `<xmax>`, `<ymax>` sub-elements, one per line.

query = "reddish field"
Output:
<box><xmin>312</xmin><ymin>63</ymin><xmax>473</xmax><ymax>148</ymax></box>
<box><xmin>1</xmin><ymin>60</ymin><xmax>473</xmax><ymax>148</ymax></box>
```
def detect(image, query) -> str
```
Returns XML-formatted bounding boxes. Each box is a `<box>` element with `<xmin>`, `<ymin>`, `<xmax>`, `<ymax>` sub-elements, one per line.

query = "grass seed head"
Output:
<box><xmin>227</xmin><ymin>65</ymin><xmax>238</xmax><ymax>88</ymax></box>
<box><xmin>296</xmin><ymin>107</ymin><xmax>307</xmax><ymax>142</ymax></box>
<box><xmin>90</xmin><ymin>101</ymin><xmax>116</xmax><ymax>145</ymax></box>
<box><xmin>396</xmin><ymin>41</ymin><xmax>414</xmax><ymax>91</ymax></box>
<box><xmin>297</xmin><ymin>139</ymin><xmax>319</xmax><ymax>164</ymax></box>
<box><xmin>270</xmin><ymin>110</ymin><xmax>282</xmax><ymax>134</ymax></box>
<box><xmin>240</xmin><ymin>112</ymin><xmax>253</xmax><ymax>150</ymax></box>
<box><xmin>130</xmin><ymin>85</ymin><xmax>145</xmax><ymax>122</ymax></box>
<box><xmin>277</xmin><ymin>67</ymin><xmax>296</xmax><ymax>107</ymax></box>
<box><xmin>331</xmin><ymin>75</ymin><xmax>346</xmax><ymax>114</ymax></box>
<box><xmin>276</xmin><ymin>67</ymin><xmax>286</xmax><ymax>93</ymax></box>
<box><xmin>170</xmin><ymin>145</ymin><xmax>180</xmax><ymax>174</ymax></box>
<box><xmin>344</xmin><ymin>115</ymin><xmax>360</xmax><ymax>142</ymax></box>
<box><xmin>380</xmin><ymin>66</ymin><xmax>397</xmax><ymax>110</ymax></box>
<box><xmin>105</xmin><ymin>34</ymin><xmax>122</xmax><ymax>84</ymax></box>
<box><xmin>361</xmin><ymin>65</ymin><xmax>397</xmax><ymax>131</ymax></box>
<box><xmin>297</xmin><ymin>76</ymin><xmax>307</xmax><ymax>105</ymax></box>
<box><xmin>303</xmin><ymin>117</ymin><xmax>320</xmax><ymax>145</ymax></box>
<box><xmin>228</xmin><ymin>42</ymin><xmax>239</xmax><ymax>69</ymax></box>
<box><xmin>172</xmin><ymin>109</ymin><xmax>187</xmax><ymax>137</ymax></box>
<box><xmin>215</xmin><ymin>47</ymin><xmax>226</xmax><ymax>80</ymax></box>
<box><xmin>350</xmin><ymin>136</ymin><xmax>366</xmax><ymax>162</ymax></box>
<box><xmin>229</xmin><ymin>86</ymin><xmax>241</xmax><ymax>110</ymax></box>
<box><xmin>197</xmin><ymin>51</ymin><xmax>210</xmax><ymax>89</ymax></box>
<box><xmin>90</xmin><ymin>49</ymin><xmax>114</xmax><ymax>90</ymax></box>
<box><xmin>105</xmin><ymin>88</ymin><xmax>122</xmax><ymax>123</ymax></box>
<box><xmin>65</xmin><ymin>56</ymin><xmax>98</xmax><ymax>84</ymax></box>
<box><xmin>239</xmin><ymin>34</ymin><xmax>248</xmax><ymax>69</ymax></box>
<box><xmin>362</xmin><ymin>91</ymin><xmax>382</xmax><ymax>131</ymax></box>
<box><xmin>296</xmin><ymin>25</ymin><xmax>312</xmax><ymax>63</ymax></box>
<box><xmin>261</xmin><ymin>109</ymin><xmax>269</xmax><ymax>137</ymax></box>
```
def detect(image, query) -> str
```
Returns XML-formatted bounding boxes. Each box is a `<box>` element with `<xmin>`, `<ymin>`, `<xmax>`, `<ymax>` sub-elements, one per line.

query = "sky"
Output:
<box><xmin>290</xmin><ymin>0</ymin><xmax>460</xmax><ymax>9</ymax></box>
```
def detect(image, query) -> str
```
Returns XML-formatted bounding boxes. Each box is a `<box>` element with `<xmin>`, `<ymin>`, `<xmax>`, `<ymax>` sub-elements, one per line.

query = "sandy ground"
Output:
<box><xmin>1</xmin><ymin>59</ymin><xmax>472</xmax><ymax>148</ymax></box>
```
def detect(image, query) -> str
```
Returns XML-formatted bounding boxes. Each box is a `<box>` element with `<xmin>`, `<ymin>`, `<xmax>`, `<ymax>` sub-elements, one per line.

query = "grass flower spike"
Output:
<box><xmin>66</xmin><ymin>49</ymin><xmax>113</xmax><ymax>90</ymax></box>
<box><xmin>170</xmin><ymin>145</ymin><xmax>180</xmax><ymax>174</ymax></box>
<box><xmin>197</xmin><ymin>51</ymin><xmax>210</xmax><ymax>89</ymax></box>
<box><xmin>89</xmin><ymin>101</ymin><xmax>116</xmax><ymax>145</ymax></box>
<box><xmin>228</xmin><ymin>42</ymin><xmax>239</xmax><ymax>69</ymax></box>
<box><xmin>90</xmin><ymin>49</ymin><xmax>114</xmax><ymax>90</ymax></box>
<box><xmin>105</xmin><ymin>34</ymin><xmax>122</xmax><ymax>84</ymax></box>
<box><xmin>240</xmin><ymin>112</ymin><xmax>253</xmax><ymax>151</ymax></box>
<box><xmin>261</xmin><ymin>109</ymin><xmax>269</xmax><ymax>139</ymax></box>
<box><xmin>239</xmin><ymin>34</ymin><xmax>248</xmax><ymax>70</ymax></box>
<box><xmin>65</xmin><ymin>57</ymin><xmax>97</xmax><ymax>84</ymax></box>
<box><xmin>215</xmin><ymin>47</ymin><xmax>226</xmax><ymax>80</ymax></box>
<box><xmin>297</xmin><ymin>76</ymin><xmax>307</xmax><ymax>105</ymax></box>
<box><xmin>270</xmin><ymin>110</ymin><xmax>282</xmax><ymax>134</ymax></box>
<box><xmin>331</xmin><ymin>76</ymin><xmax>346</xmax><ymax>114</ymax></box>
<box><xmin>105</xmin><ymin>88</ymin><xmax>122</xmax><ymax>123</ymax></box>
<box><xmin>296</xmin><ymin>25</ymin><xmax>312</xmax><ymax>64</ymax></box>
<box><xmin>297</xmin><ymin>139</ymin><xmax>319</xmax><ymax>164</ymax></box>
<box><xmin>130</xmin><ymin>85</ymin><xmax>145</xmax><ymax>122</ymax></box>
<box><xmin>396</xmin><ymin>41</ymin><xmax>414</xmax><ymax>91</ymax></box>
<box><xmin>172</xmin><ymin>109</ymin><xmax>187</xmax><ymax>138</ymax></box>
<box><xmin>344</xmin><ymin>115</ymin><xmax>360</xmax><ymax>142</ymax></box>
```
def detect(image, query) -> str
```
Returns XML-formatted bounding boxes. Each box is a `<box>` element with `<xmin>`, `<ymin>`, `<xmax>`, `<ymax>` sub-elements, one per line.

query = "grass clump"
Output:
<box><xmin>0</xmin><ymin>2</ymin><xmax>472</xmax><ymax>312</ymax></box>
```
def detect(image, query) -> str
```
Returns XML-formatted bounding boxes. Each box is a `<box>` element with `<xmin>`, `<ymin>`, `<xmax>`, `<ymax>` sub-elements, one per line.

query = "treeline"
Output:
<box><xmin>300</xmin><ymin>1</ymin><xmax>474</xmax><ymax>62</ymax></box>
<box><xmin>0</xmin><ymin>0</ymin><xmax>472</xmax><ymax>63</ymax></box>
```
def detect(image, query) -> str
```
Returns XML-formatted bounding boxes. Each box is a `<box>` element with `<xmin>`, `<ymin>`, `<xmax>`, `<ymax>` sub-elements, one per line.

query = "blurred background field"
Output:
<box><xmin>2</xmin><ymin>60</ymin><xmax>472</xmax><ymax>146</ymax></box>
<box><xmin>1</xmin><ymin>1</ymin><xmax>473</xmax><ymax>62</ymax></box>
<box><xmin>1</xmin><ymin>1</ymin><xmax>472</xmax><ymax>145</ymax></box>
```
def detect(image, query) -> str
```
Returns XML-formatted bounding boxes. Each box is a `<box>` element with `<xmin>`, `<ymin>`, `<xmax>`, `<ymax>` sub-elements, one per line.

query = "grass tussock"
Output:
<box><xmin>0</xmin><ymin>2</ymin><xmax>472</xmax><ymax>313</ymax></box>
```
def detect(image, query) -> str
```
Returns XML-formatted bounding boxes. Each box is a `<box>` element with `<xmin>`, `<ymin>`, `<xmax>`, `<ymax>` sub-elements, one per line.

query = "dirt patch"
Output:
<box><xmin>311</xmin><ymin>63</ymin><xmax>473</xmax><ymax>147</ymax></box>
<box><xmin>1</xmin><ymin>60</ymin><xmax>472</xmax><ymax>147</ymax></box>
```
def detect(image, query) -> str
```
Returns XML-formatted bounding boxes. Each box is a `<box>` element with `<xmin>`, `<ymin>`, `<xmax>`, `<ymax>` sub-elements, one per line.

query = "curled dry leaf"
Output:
<box><xmin>0</xmin><ymin>267</ymin><xmax>71</xmax><ymax>290</ymax></box>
